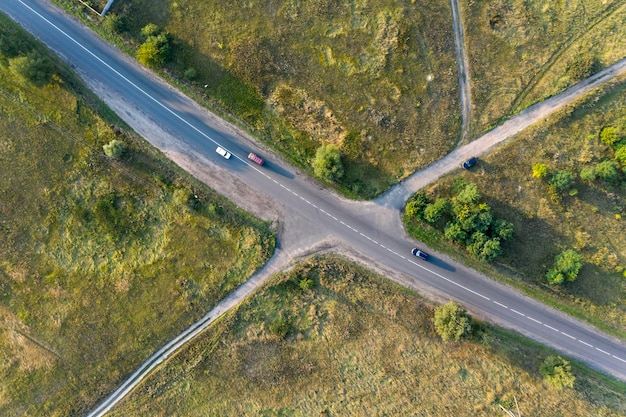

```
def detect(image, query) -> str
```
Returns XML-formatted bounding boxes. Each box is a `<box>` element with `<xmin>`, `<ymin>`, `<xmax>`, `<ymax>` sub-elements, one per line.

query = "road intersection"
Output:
<box><xmin>2</xmin><ymin>0</ymin><xmax>626</xmax><ymax>415</ymax></box>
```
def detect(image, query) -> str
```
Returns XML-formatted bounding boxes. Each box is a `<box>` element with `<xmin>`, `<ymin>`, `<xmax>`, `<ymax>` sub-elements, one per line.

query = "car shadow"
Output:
<box><xmin>428</xmin><ymin>257</ymin><xmax>456</xmax><ymax>272</ymax></box>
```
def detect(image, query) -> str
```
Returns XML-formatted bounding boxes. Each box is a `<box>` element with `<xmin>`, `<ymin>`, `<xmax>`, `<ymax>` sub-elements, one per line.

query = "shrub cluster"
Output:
<box><xmin>136</xmin><ymin>23</ymin><xmax>172</xmax><ymax>67</ymax></box>
<box><xmin>406</xmin><ymin>181</ymin><xmax>514</xmax><ymax>262</ymax></box>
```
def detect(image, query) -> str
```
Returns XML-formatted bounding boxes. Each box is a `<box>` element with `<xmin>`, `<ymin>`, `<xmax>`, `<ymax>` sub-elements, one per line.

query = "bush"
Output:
<box><xmin>102</xmin><ymin>13</ymin><xmax>127</xmax><ymax>33</ymax></box>
<box><xmin>433</xmin><ymin>301</ymin><xmax>472</xmax><ymax>342</ymax></box>
<box><xmin>600</xmin><ymin>127</ymin><xmax>619</xmax><ymax>147</ymax></box>
<box><xmin>103</xmin><ymin>139</ymin><xmax>127</xmax><ymax>158</ymax></box>
<box><xmin>532</xmin><ymin>163</ymin><xmax>550</xmax><ymax>179</ymax></box>
<box><xmin>614</xmin><ymin>146</ymin><xmax>626</xmax><ymax>166</ymax></box>
<box><xmin>566</xmin><ymin>52</ymin><xmax>598</xmax><ymax>82</ymax></box>
<box><xmin>140</xmin><ymin>23</ymin><xmax>161</xmax><ymax>39</ymax></box>
<box><xmin>540</xmin><ymin>356</ymin><xmax>575</xmax><ymax>390</ymax></box>
<box><xmin>424</xmin><ymin>198</ymin><xmax>448</xmax><ymax>223</ymax></box>
<box><xmin>184</xmin><ymin>67</ymin><xmax>197</xmax><ymax>80</ymax></box>
<box><xmin>546</xmin><ymin>249</ymin><xmax>583</xmax><ymax>285</ymax></box>
<box><xmin>405</xmin><ymin>192</ymin><xmax>429</xmax><ymax>219</ymax></box>
<box><xmin>594</xmin><ymin>160</ymin><xmax>618</xmax><ymax>180</ymax></box>
<box><xmin>579</xmin><ymin>166</ymin><xmax>596</xmax><ymax>182</ymax></box>
<box><xmin>137</xmin><ymin>33</ymin><xmax>171</xmax><ymax>67</ymax></box>
<box><xmin>269</xmin><ymin>316</ymin><xmax>290</xmax><ymax>338</ymax></box>
<box><xmin>9</xmin><ymin>50</ymin><xmax>55</xmax><ymax>86</ymax></box>
<box><xmin>549</xmin><ymin>170</ymin><xmax>574</xmax><ymax>191</ymax></box>
<box><xmin>312</xmin><ymin>143</ymin><xmax>344</xmax><ymax>181</ymax></box>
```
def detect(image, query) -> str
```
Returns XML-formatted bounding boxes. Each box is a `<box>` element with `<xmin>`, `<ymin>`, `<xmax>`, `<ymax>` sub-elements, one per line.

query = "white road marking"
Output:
<box><xmin>527</xmin><ymin>316</ymin><xmax>542</xmax><ymax>324</ymax></box>
<box><xmin>596</xmin><ymin>348</ymin><xmax>611</xmax><ymax>356</ymax></box>
<box><xmin>493</xmin><ymin>301</ymin><xmax>508</xmax><ymax>309</ymax></box>
<box><xmin>510</xmin><ymin>309</ymin><xmax>525</xmax><ymax>317</ymax></box>
<box><xmin>613</xmin><ymin>355</ymin><xmax>626</xmax><ymax>363</ymax></box>
<box><xmin>560</xmin><ymin>332</ymin><xmax>576</xmax><ymax>340</ymax></box>
<box><xmin>544</xmin><ymin>324</ymin><xmax>559</xmax><ymax>332</ymax></box>
<box><xmin>578</xmin><ymin>340</ymin><xmax>593</xmax><ymax>348</ymax></box>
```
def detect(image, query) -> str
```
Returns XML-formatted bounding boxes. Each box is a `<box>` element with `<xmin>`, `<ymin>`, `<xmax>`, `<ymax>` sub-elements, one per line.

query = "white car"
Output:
<box><xmin>216</xmin><ymin>146</ymin><xmax>231</xmax><ymax>159</ymax></box>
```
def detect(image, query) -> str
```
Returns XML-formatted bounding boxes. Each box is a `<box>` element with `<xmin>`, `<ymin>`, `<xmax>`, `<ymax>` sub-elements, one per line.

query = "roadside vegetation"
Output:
<box><xmin>404</xmin><ymin>75</ymin><xmax>626</xmax><ymax>338</ymax></box>
<box><xmin>55</xmin><ymin>0</ymin><xmax>461</xmax><ymax>198</ymax></box>
<box><xmin>109</xmin><ymin>255</ymin><xmax>626</xmax><ymax>416</ymax></box>
<box><xmin>462</xmin><ymin>0</ymin><xmax>626</xmax><ymax>136</ymax></box>
<box><xmin>0</xmin><ymin>14</ymin><xmax>274</xmax><ymax>416</ymax></box>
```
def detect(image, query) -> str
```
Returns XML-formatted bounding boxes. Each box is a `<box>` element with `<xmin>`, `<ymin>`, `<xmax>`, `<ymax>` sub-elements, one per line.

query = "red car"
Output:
<box><xmin>248</xmin><ymin>152</ymin><xmax>264</xmax><ymax>165</ymax></box>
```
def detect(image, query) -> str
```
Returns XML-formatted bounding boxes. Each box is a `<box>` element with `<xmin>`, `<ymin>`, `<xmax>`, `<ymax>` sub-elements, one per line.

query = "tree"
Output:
<box><xmin>467</xmin><ymin>232</ymin><xmax>501</xmax><ymax>262</ymax></box>
<box><xmin>456</xmin><ymin>183</ymin><xmax>481</xmax><ymax>205</ymax></box>
<box><xmin>140</xmin><ymin>23</ymin><xmax>161</xmax><ymax>39</ymax></box>
<box><xmin>423</xmin><ymin>198</ymin><xmax>448</xmax><ymax>223</ymax></box>
<box><xmin>444</xmin><ymin>222</ymin><xmax>466</xmax><ymax>243</ymax></box>
<box><xmin>546</xmin><ymin>249</ymin><xmax>583</xmax><ymax>285</ymax></box>
<box><xmin>137</xmin><ymin>33</ymin><xmax>171</xmax><ymax>67</ymax></box>
<box><xmin>312</xmin><ymin>143</ymin><xmax>344</xmax><ymax>181</ymax></box>
<box><xmin>549</xmin><ymin>170</ymin><xmax>574</xmax><ymax>191</ymax></box>
<box><xmin>532</xmin><ymin>163</ymin><xmax>549</xmax><ymax>179</ymax></box>
<box><xmin>433</xmin><ymin>301</ymin><xmax>472</xmax><ymax>342</ymax></box>
<box><xmin>594</xmin><ymin>160</ymin><xmax>618</xmax><ymax>180</ymax></box>
<box><xmin>405</xmin><ymin>193</ymin><xmax>429</xmax><ymax>219</ymax></box>
<box><xmin>103</xmin><ymin>139</ymin><xmax>128</xmax><ymax>158</ymax></box>
<box><xmin>9</xmin><ymin>50</ymin><xmax>55</xmax><ymax>86</ymax></box>
<box><xmin>492</xmin><ymin>219</ymin><xmax>514</xmax><ymax>241</ymax></box>
<box><xmin>102</xmin><ymin>13</ymin><xmax>127</xmax><ymax>33</ymax></box>
<box><xmin>540</xmin><ymin>356</ymin><xmax>575</xmax><ymax>390</ymax></box>
<box><xmin>615</xmin><ymin>146</ymin><xmax>626</xmax><ymax>166</ymax></box>
<box><xmin>600</xmin><ymin>127</ymin><xmax>619</xmax><ymax>147</ymax></box>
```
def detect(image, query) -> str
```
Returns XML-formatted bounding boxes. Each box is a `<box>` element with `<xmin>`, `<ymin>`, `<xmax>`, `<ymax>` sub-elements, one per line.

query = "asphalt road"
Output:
<box><xmin>2</xmin><ymin>0</ymin><xmax>626</xmax><ymax>413</ymax></box>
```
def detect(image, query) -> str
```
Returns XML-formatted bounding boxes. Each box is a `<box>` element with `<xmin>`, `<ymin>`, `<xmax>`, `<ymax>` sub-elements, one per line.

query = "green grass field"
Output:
<box><xmin>108</xmin><ymin>255</ymin><xmax>626</xmax><ymax>416</ymax></box>
<box><xmin>0</xmin><ymin>14</ymin><xmax>273</xmax><ymax>416</ymax></box>
<box><xmin>405</xmin><ymin>75</ymin><xmax>626</xmax><ymax>338</ymax></box>
<box><xmin>463</xmin><ymin>0</ymin><xmax>626</xmax><ymax>136</ymax></box>
<box><xmin>68</xmin><ymin>0</ymin><xmax>461</xmax><ymax>198</ymax></box>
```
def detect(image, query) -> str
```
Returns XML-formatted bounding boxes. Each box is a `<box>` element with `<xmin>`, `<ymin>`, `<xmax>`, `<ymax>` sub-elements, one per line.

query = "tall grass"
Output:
<box><xmin>58</xmin><ymin>0</ymin><xmax>461</xmax><ymax>198</ymax></box>
<box><xmin>109</xmin><ymin>256</ymin><xmax>626</xmax><ymax>416</ymax></box>
<box><xmin>0</xmin><ymin>13</ymin><xmax>273</xmax><ymax>416</ymax></box>
<box><xmin>463</xmin><ymin>0</ymin><xmax>626</xmax><ymax>136</ymax></box>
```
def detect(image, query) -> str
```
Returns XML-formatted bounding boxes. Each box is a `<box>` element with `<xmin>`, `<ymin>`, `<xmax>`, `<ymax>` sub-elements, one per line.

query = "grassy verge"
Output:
<box><xmin>53</xmin><ymin>0</ymin><xmax>461</xmax><ymax>199</ymax></box>
<box><xmin>463</xmin><ymin>0</ymin><xmax>626</xmax><ymax>136</ymax></box>
<box><xmin>109</xmin><ymin>255</ymin><xmax>626</xmax><ymax>416</ymax></box>
<box><xmin>404</xmin><ymin>75</ymin><xmax>626</xmax><ymax>339</ymax></box>
<box><xmin>0</xmin><ymin>13</ymin><xmax>274</xmax><ymax>416</ymax></box>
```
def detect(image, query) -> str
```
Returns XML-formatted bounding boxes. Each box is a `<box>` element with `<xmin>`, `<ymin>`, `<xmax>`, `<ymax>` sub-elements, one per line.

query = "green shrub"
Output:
<box><xmin>540</xmin><ymin>356</ymin><xmax>575</xmax><ymax>390</ymax></box>
<box><xmin>549</xmin><ymin>170</ymin><xmax>574</xmax><ymax>191</ymax></box>
<box><xmin>566</xmin><ymin>53</ymin><xmax>598</xmax><ymax>82</ymax></box>
<box><xmin>546</xmin><ymin>249</ymin><xmax>583</xmax><ymax>285</ymax></box>
<box><xmin>269</xmin><ymin>316</ymin><xmax>290</xmax><ymax>339</ymax></box>
<box><xmin>424</xmin><ymin>198</ymin><xmax>448</xmax><ymax>223</ymax></box>
<box><xmin>600</xmin><ymin>127</ymin><xmax>619</xmax><ymax>147</ymax></box>
<box><xmin>9</xmin><ymin>50</ymin><xmax>54</xmax><ymax>86</ymax></box>
<box><xmin>579</xmin><ymin>166</ymin><xmax>596</xmax><ymax>182</ymax></box>
<box><xmin>594</xmin><ymin>160</ymin><xmax>618</xmax><ymax>180</ymax></box>
<box><xmin>614</xmin><ymin>146</ymin><xmax>626</xmax><ymax>165</ymax></box>
<box><xmin>103</xmin><ymin>139</ymin><xmax>127</xmax><ymax>158</ymax></box>
<box><xmin>312</xmin><ymin>143</ymin><xmax>344</xmax><ymax>182</ymax></box>
<box><xmin>102</xmin><ymin>13</ymin><xmax>127</xmax><ymax>33</ymax></box>
<box><xmin>433</xmin><ymin>301</ymin><xmax>472</xmax><ymax>342</ymax></box>
<box><xmin>532</xmin><ymin>163</ymin><xmax>550</xmax><ymax>179</ymax></box>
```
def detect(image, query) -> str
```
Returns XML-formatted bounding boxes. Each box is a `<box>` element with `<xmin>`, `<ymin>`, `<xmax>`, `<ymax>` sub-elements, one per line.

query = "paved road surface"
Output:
<box><xmin>2</xmin><ymin>0</ymin><xmax>626</xmax><ymax>415</ymax></box>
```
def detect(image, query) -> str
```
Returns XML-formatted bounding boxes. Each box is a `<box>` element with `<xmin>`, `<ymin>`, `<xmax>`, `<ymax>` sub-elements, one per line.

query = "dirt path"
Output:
<box><xmin>450</xmin><ymin>0</ymin><xmax>472</xmax><ymax>145</ymax></box>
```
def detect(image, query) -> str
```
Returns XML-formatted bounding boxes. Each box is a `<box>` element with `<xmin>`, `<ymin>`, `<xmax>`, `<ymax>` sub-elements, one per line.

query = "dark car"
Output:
<box><xmin>411</xmin><ymin>247</ymin><xmax>430</xmax><ymax>260</ymax></box>
<box><xmin>462</xmin><ymin>157</ymin><xmax>478</xmax><ymax>170</ymax></box>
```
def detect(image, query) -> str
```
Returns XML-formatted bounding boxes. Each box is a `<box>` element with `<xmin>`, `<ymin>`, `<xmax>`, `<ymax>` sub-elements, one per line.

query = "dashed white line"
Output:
<box><xmin>544</xmin><ymin>324</ymin><xmax>559</xmax><ymax>332</ymax></box>
<box><xmin>596</xmin><ymin>348</ymin><xmax>611</xmax><ymax>356</ymax></box>
<box><xmin>510</xmin><ymin>309</ymin><xmax>525</xmax><ymax>317</ymax></box>
<box><xmin>561</xmin><ymin>332</ymin><xmax>576</xmax><ymax>340</ymax></box>
<box><xmin>613</xmin><ymin>355</ymin><xmax>626</xmax><ymax>363</ymax></box>
<box><xmin>578</xmin><ymin>340</ymin><xmax>593</xmax><ymax>348</ymax></box>
<box><xmin>493</xmin><ymin>301</ymin><xmax>508</xmax><ymax>309</ymax></box>
<box><xmin>527</xmin><ymin>316</ymin><xmax>542</xmax><ymax>325</ymax></box>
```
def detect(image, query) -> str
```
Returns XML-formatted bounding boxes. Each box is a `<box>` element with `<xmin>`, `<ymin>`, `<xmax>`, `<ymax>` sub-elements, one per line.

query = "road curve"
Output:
<box><xmin>1</xmin><ymin>1</ymin><xmax>626</xmax><ymax>415</ymax></box>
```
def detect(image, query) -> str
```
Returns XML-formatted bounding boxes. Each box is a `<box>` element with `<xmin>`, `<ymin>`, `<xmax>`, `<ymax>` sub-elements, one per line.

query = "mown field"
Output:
<box><xmin>64</xmin><ymin>0</ymin><xmax>461</xmax><ymax>198</ymax></box>
<box><xmin>463</xmin><ymin>0</ymin><xmax>626</xmax><ymax>136</ymax></box>
<box><xmin>405</xmin><ymin>75</ymin><xmax>626</xmax><ymax>338</ymax></box>
<box><xmin>108</xmin><ymin>255</ymin><xmax>626</xmax><ymax>416</ymax></box>
<box><xmin>0</xmin><ymin>14</ymin><xmax>273</xmax><ymax>416</ymax></box>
